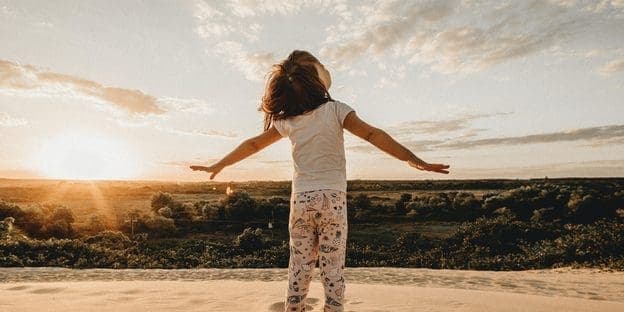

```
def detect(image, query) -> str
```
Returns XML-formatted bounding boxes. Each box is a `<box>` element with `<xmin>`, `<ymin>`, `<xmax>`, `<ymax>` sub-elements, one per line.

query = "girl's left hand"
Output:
<box><xmin>190</xmin><ymin>164</ymin><xmax>224</xmax><ymax>180</ymax></box>
<box><xmin>408</xmin><ymin>160</ymin><xmax>450</xmax><ymax>174</ymax></box>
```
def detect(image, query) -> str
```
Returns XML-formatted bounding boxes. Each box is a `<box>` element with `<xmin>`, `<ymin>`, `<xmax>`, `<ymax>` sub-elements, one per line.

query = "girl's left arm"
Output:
<box><xmin>190</xmin><ymin>125</ymin><xmax>283</xmax><ymax>180</ymax></box>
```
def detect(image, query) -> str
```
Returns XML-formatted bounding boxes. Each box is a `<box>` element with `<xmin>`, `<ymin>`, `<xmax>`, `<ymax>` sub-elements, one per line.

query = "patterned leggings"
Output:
<box><xmin>284</xmin><ymin>189</ymin><xmax>348</xmax><ymax>312</ymax></box>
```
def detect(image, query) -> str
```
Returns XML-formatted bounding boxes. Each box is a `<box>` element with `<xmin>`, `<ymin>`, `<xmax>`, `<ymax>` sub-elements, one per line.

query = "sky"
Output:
<box><xmin>0</xmin><ymin>0</ymin><xmax>623</xmax><ymax>182</ymax></box>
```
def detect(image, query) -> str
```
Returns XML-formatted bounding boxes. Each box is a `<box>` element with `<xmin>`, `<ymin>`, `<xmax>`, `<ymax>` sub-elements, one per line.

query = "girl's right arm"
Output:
<box><xmin>343</xmin><ymin>111</ymin><xmax>450</xmax><ymax>174</ymax></box>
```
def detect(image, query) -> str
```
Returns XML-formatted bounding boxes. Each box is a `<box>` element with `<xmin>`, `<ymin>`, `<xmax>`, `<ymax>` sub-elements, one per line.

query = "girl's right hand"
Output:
<box><xmin>190</xmin><ymin>164</ymin><xmax>224</xmax><ymax>180</ymax></box>
<box><xmin>408</xmin><ymin>160</ymin><xmax>450</xmax><ymax>174</ymax></box>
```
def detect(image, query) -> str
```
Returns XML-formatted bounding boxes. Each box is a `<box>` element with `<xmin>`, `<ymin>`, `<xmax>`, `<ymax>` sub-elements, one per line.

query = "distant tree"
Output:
<box><xmin>193</xmin><ymin>201</ymin><xmax>221</xmax><ymax>220</ymax></box>
<box><xmin>567</xmin><ymin>193</ymin><xmax>605</xmax><ymax>224</ymax></box>
<box><xmin>84</xmin><ymin>214</ymin><xmax>107</xmax><ymax>234</ymax></box>
<box><xmin>144</xmin><ymin>215</ymin><xmax>176</xmax><ymax>237</ymax></box>
<box><xmin>530</xmin><ymin>207</ymin><xmax>557</xmax><ymax>224</ymax></box>
<box><xmin>170</xmin><ymin>202</ymin><xmax>194</xmax><ymax>220</ymax></box>
<box><xmin>406</xmin><ymin>208</ymin><xmax>418</xmax><ymax>220</ymax></box>
<box><xmin>395</xmin><ymin>193</ymin><xmax>412</xmax><ymax>215</ymax></box>
<box><xmin>220</xmin><ymin>190</ymin><xmax>257</xmax><ymax>221</ymax></box>
<box><xmin>157</xmin><ymin>206</ymin><xmax>173</xmax><ymax>218</ymax></box>
<box><xmin>83</xmin><ymin>230</ymin><xmax>134</xmax><ymax>249</ymax></box>
<box><xmin>493</xmin><ymin>207</ymin><xmax>516</xmax><ymax>220</ymax></box>
<box><xmin>234</xmin><ymin>227</ymin><xmax>264</xmax><ymax>251</ymax></box>
<box><xmin>150</xmin><ymin>192</ymin><xmax>174</xmax><ymax>213</ymax></box>
<box><xmin>41</xmin><ymin>205</ymin><xmax>75</xmax><ymax>238</ymax></box>
<box><xmin>16</xmin><ymin>205</ymin><xmax>45</xmax><ymax>237</ymax></box>
<box><xmin>352</xmin><ymin>193</ymin><xmax>372</xmax><ymax>210</ymax></box>
<box><xmin>451</xmin><ymin>192</ymin><xmax>482</xmax><ymax>221</ymax></box>
<box><xmin>0</xmin><ymin>217</ymin><xmax>15</xmax><ymax>239</ymax></box>
<box><xmin>0</xmin><ymin>200</ymin><xmax>22</xmax><ymax>220</ymax></box>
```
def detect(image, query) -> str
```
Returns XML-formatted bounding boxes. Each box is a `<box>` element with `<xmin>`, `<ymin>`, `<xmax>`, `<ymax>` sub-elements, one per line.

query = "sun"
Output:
<box><xmin>35</xmin><ymin>132</ymin><xmax>141</xmax><ymax>180</ymax></box>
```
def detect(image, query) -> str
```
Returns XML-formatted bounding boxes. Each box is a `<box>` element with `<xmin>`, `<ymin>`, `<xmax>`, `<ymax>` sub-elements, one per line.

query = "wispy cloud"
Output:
<box><xmin>320</xmin><ymin>0</ymin><xmax>455</xmax><ymax>66</ymax></box>
<box><xmin>321</xmin><ymin>0</ymin><xmax>591</xmax><ymax>74</ymax></box>
<box><xmin>154</xmin><ymin>125</ymin><xmax>238</xmax><ymax>138</ymax></box>
<box><xmin>0</xmin><ymin>59</ymin><xmax>164</xmax><ymax>115</ymax></box>
<box><xmin>346</xmin><ymin>112</ymin><xmax>509</xmax><ymax>153</ymax></box>
<box><xmin>347</xmin><ymin>139</ymin><xmax>444</xmax><ymax>154</ymax></box>
<box><xmin>440</xmin><ymin>124</ymin><xmax>624</xmax><ymax>149</ymax></box>
<box><xmin>191</xmin><ymin>0</ymin><xmax>351</xmax><ymax>82</ymax></box>
<box><xmin>0</xmin><ymin>112</ymin><xmax>27</xmax><ymax>127</ymax></box>
<box><xmin>600</xmin><ymin>57</ymin><xmax>624</xmax><ymax>75</ymax></box>
<box><xmin>111</xmin><ymin>112</ymin><xmax>239</xmax><ymax>139</ymax></box>
<box><xmin>226</xmin><ymin>0</ymin><xmax>303</xmax><ymax>18</ymax></box>
<box><xmin>159</xmin><ymin>158</ymin><xmax>222</xmax><ymax>167</ymax></box>
<box><xmin>214</xmin><ymin>41</ymin><xmax>278</xmax><ymax>82</ymax></box>
<box><xmin>457</xmin><ymin>159</ymin><xmax>624</xmax><ymax>178</ymax></box>
<box><xmin>385</xmin><ymin>113</ymin><xmax>509</xmax><ymax>138</ymax></box>
<box><xmin>255</xmin><ymin>159</ymin><xmax>291</xmax><ymax>166</ymax></box>
<box><xmin>347</xmin><ymin>121</ymin><xmax>624</xmax><ymax>153</ymax></box>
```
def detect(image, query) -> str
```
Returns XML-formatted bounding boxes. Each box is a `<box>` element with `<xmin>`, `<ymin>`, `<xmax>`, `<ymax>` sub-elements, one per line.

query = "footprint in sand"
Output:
<box><xmin>120</xmin><ymin>289</ymin><xmax>143</xmax><ymax>295</ymax></box>
<box><xmin>115</xmin><ymin>296</ymin><xmax>139</xmax><ymax>302</ymax></box>
<box><xmin>6</xmin><ymin>285</ymin><xmax>30</xmax><ymax>291</ymax></box>
<box><xmin>268</xmin><ymin>297</ymin><xmax>319</xmax><ymax>311</ymax></box>
<box><xmin>187</xmin><ymin>298</ymin><xmax>210</xmax><ymax>305</ymax></box>
<box><xmin>85</xmin><ymin>291</ymin><xmax>108</xmax><ymax>296</ymax></box>
<box><xmin>29</xmin><ymin>287</ymin><xmax>65</xmax><ymax>294</ymax></box>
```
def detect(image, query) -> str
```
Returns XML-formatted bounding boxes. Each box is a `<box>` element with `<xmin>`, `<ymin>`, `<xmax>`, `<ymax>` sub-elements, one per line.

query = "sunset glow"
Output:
<box><xmin>1</xmin><ymin>1</ymin><xmax>623</xmax><ymax>181</ymax></box>
<box><xmin>34</xmin><ymin>132</ymin><xmax>140</xmax><ymax>180</ymax></box>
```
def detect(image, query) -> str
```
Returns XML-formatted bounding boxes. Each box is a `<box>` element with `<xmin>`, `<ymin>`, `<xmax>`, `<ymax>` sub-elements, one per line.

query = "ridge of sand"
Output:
<box><xmin>1</xmin><ymin>267</ymin><xmax>623</xmax><ymax>311</ymax></box>
<box><xmin>2</xmin><ymin>280</ymin><xmax>624</xmax><ymax>312</ymax></box>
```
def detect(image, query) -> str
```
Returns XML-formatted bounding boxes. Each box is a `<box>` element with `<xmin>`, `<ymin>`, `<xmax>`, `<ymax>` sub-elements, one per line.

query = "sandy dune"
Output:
<box><xmin>1</xmin><ymin>267</ymin><xmax>623</xmax><ymax>311</ymax></box>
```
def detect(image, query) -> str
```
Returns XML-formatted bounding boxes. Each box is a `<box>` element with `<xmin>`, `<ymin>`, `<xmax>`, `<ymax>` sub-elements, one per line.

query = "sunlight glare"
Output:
<box><xmin>35</xmin><ymin>132</ymin><xmax>141</xmax><ymax>180</ymax></box>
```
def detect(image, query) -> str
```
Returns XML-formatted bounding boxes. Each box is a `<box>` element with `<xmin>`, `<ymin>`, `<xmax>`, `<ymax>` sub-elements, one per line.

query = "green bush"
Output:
<box><xmin>234</xmin><ymin>227</ymin><xmax>265</xmax><ymax>251</ymax></box>
<box><xmin>220</xmin><ymin>190</ymin><xmax>257</xmax><ymax>221</ymax></box>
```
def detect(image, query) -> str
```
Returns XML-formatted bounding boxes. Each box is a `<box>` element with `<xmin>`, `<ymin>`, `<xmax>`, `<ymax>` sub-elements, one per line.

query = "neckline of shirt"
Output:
<box><xmin>294</xmin><ymin>100</ymin><xmax>333</xmax><ymax>118</ymax></box>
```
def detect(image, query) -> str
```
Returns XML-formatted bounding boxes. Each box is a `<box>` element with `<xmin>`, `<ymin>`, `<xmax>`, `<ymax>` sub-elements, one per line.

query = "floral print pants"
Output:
<box><xmin>284</xmin><ymin>189</ymin><xmax>348</xmax><ymax>312</ymax></box>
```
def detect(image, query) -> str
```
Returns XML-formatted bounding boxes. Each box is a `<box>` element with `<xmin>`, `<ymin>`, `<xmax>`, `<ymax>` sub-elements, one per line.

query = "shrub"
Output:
<box><xmin>82</xmin><ymin>230</ymin><xmax>135</xmax><ymax>249</ymax></box>
<box><xmin>234</xmin><ymin>227</ymin><xmax>265</xmax><ymax>251</ymax></box>
<box><xmin>395</xmin><ymin>193</ymin><xmax>412</xmax><ymax>215</ymax></box>
<box><xmin>150</xmin><ymin>192</ymin><xmax>174</xmax><ymax>212</ymax></box>
<box><xmin>220</xmin><ymin>190</ymin><xmax>257</xmax><ymax>221</ymax></box>
<box><xmin>144</xmin><ymin>215</ymin><xmax>176</xmax><ymax>237</ymax></box>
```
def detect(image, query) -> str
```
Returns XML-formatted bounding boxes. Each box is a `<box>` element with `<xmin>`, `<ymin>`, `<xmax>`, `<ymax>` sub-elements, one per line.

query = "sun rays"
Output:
<box><xmin>33</xmin><ymin>132</ymin><xmax>141</xmax><ymax>181</ymax></box>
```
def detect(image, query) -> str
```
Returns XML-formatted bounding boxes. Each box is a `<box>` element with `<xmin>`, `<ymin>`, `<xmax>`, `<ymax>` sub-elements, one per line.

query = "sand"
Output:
<box><xmin>1</xmin><ymin>267</ymin><xmax>623</xmax><ymax>311</ymax></box>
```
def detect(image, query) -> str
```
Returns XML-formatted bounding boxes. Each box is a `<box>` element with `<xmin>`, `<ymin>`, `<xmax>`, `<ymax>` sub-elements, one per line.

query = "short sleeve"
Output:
<box><xmin>334</xmin><ymin>101</ymin><xmax>355</xmax><ymax>127</ymax></box>
<box><xmin>271</xmin><ymin>118</ymin><xmax>288</xmax><ymax>137</ymax></box>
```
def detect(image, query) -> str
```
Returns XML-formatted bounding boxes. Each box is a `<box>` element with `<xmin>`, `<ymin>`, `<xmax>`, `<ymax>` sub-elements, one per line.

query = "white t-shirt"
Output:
<box><xmin>272</xmin><ymin>100</ymin><xmax>355</xmax><ymax>194</ymax></box>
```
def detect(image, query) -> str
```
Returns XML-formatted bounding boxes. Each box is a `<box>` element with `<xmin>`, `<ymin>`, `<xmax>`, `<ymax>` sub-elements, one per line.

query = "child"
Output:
<box><xmin>190</xmin><ymin>50</ymin><xmax>450</xmax><ymax>312</ymax></box>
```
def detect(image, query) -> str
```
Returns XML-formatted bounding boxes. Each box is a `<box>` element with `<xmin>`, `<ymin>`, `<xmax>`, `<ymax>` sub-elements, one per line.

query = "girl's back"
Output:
<box><xmin>273</xmin><ymin>100</ymin><xmax>355</xmax><ymax>194</ymax></box>
<box><xmin>190</xmin><ymin>49</ymin><xmax>449</xmax><ymax>312</ymax></box>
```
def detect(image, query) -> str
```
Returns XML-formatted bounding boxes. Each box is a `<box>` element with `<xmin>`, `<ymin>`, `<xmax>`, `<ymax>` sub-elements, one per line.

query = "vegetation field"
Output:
<box><xmin>1</xmin><ymin>178</ymin><xmax>623</xmax><ymax>270</ymax></box>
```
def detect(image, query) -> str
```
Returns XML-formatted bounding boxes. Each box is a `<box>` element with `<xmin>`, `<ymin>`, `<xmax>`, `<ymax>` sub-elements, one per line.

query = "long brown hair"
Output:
<box><xmin>258</xmin><ymin>50</ymin><xmax>334</xmax><ymax>131</ymax></box>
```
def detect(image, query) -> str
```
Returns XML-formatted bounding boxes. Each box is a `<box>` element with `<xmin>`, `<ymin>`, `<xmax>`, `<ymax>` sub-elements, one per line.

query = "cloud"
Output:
<box><xmin>346</xmin><ymin>112</ymin><xmax>509</xmax><ymax>153</ymax></box>
<box><xmin>456</xmin><ymin>159</ymin><xmax>624</xmax><ymax>178</ymax></box>
<box><xmin>227</xmin><ymin>0</ymin><xmax>303</xmax><ymax>18</ymax></box>
<box><xmin>255</xmin><ymin>159</ymin><xmax>291</xmax><ymax>166</ymax></box>
<box><xmin>158</xmin><ymin>96</ymin><xmax>221</xmax><ymax>115</ymax></box>
<box><xmin>214</xmin><ymin>41</ymin><xmax>278</xmax><ymax>82</ymax></box>
<box><xmin>320</xmin><ymin>0</ymin><xmax>456</xmax><ymax>64</ymax></box>
<box><xmin>385</xmin><ymin>113</ymin><xmax>508</xmax><ymax>138</ymax></box>
<box><xmin>154</xmin><ymin>125</ymin><xmax>238</xmax><ymax>138</ymax></box>
<box><xmin>600</xmin><ymin>57</ymin><xmax>624</xmax><ymax>75</ymax></box>
<box><xmin>440</xmin><ymin>124</ymin><xmax>624</xmax><ymax>149</ymax></box>
<box><xmin>192</xmin><ymin>0</ymin><xmax>351</xmax><ymax>81</ymax></box>
<box><xmin>347</xmin><ymin>119</ymin><xmax>624</xmax><ymax>153</ymax></box>
<box><xmin>321</xmin><ymin>0</ymin><xmax>590</xmax><ymax>74</ymax></box>
<box><xmin>159</xmin><ymin>158</ymin><xmax>222</xmax><ymax>167</ymax></box>
<box><xmin>0</xmin><ymin>112</ymin><xmax>27</xmax><ymax>127</ymax></box>
<box><xmin>0</xmin><ymin>59</ymin><xmax>164</xmax><ymax>115</ymax></box>
<box><xmin>347</xmin><ymin>139</ymin><xmax>444</xmax><ymax>154</ymax></box>
<box><xmin>191</xmin><ymin>0</ymin><xmax>620</xmax><ymax>83</ymax></box>
<box><xmin>111</xmin><ymin>112</ymin><xmax>239</xmax><ymax>139</ymax></box>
